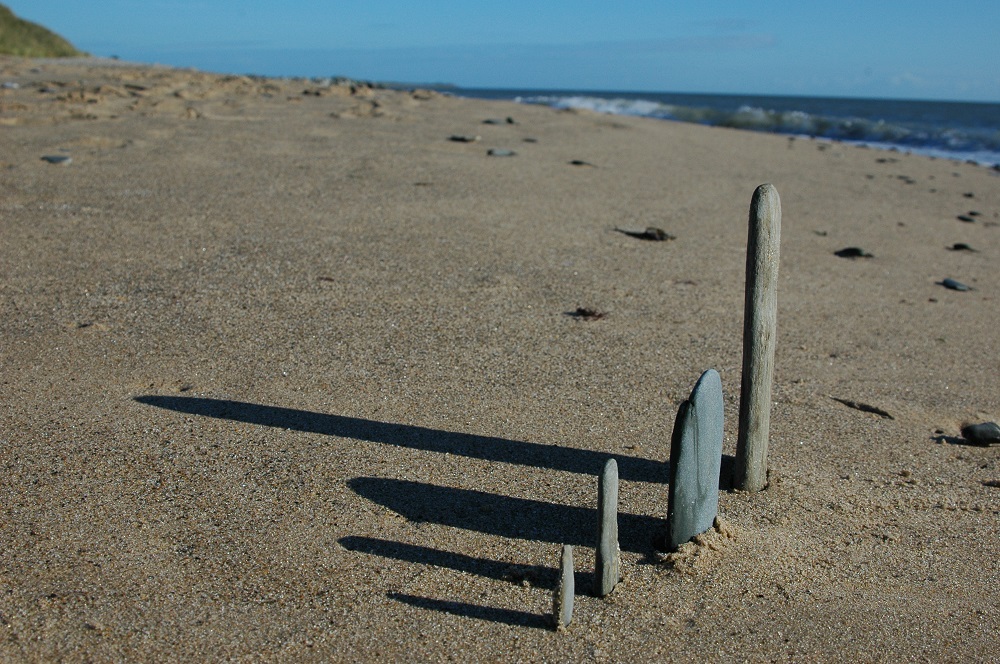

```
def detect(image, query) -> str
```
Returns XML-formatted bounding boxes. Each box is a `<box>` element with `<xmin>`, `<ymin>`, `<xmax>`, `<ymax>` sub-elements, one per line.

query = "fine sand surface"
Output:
<box><xmin>1</xmin><ymin>57</ymin><xmax>998</xmax><ymax>662</ymax></box>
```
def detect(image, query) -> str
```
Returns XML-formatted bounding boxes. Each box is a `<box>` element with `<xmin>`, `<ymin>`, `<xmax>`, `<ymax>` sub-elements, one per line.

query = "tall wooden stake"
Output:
<box><xmin>735</xmin><ymin>184</ymin><xmax>781</xmax><ymax>492</ymax></box>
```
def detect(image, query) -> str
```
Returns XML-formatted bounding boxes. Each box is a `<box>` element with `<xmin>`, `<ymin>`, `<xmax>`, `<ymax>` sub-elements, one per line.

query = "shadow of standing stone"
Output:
<box><xmin>665</xmin><ymin>369</ymin><xmax>724</xmax><ymax>551</ymax></box>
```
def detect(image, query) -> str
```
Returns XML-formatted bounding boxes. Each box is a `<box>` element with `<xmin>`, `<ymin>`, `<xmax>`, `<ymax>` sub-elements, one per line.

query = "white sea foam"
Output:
<box><xmin>498</xmin><ymin>93</ymin><xmax>1000</xmax><ymax>166</ymax></box>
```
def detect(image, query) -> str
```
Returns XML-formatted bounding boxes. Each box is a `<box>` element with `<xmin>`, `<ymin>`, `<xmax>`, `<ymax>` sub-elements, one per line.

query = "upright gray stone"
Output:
<box><xmin>553</xmin><ymin>545</ymin><xmax>574</xmax><ymax>630</ymax></box>
<box><xmin>666</xmin><ymin>369</ymin><xmax>724</xmax><ymax>550</ymax></box>
<box><xmin>595</xmin><ymin>458</ymin><xmax>620</xmax><ymax>596</ymax></box>
<box><xmin>735</xmin><ymin>184</ymin><xmax>781</xmax><ymax>492</ymax></box>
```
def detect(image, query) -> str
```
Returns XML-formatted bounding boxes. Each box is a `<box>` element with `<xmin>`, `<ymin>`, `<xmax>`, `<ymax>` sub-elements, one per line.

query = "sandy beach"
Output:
<box><xmin>1</xmin><ymin>57</ymin><xmax>997</xmax><ymax>661</ymax></box>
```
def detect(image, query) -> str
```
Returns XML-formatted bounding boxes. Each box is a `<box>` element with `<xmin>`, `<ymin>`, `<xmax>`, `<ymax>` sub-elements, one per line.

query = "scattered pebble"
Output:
<box><xmin>568</xmin><ymin>160</ymin><xmax>595</xmax><ymax>167</ymax></box>
<box><xmin>483</xmin><ymin>117</ymin><xmax>516</xmax><ymax>125</ymax></box>
<box><xmin>616</xmin><ymin>227</ymin><xmax>675</xmax><ymax>241</ymax></box>
<box><xmin>41</xmin><ymin>155</ymin><xmax>72</xmax><ymax>165</ymax></box>
<box><xmin>569</xmin><ymin>307</ymin><xmax>606</xmax><ymax>321</ymax></box>
<box><xmin>834</xmin><ymin>247</ymin><xmax>874</xmax><ymax>259</ymax></box>
<box><xmin>938</xmin><ymin>278</ymin><xmax>972</xmax><ymax>291</ymax></box>
<box><xmin>947</xmin><ymin>243</ymin><xmax>976</xmax><ymax>252</ymax></box>
<box><xmin>487</xmin><ymin>148</ymin><xmax>516</xmax><ymax>157</ymax></box>
<box><xmin>448</xmin><ymin>135</ymin><xmax>480</xmax><ymax>142</ymax></box>
<box><xmin>522</xmin><ymin>137</ymin><xmax>538</xmax><ymax>143</ymax></box>
<box><xmin>957</xmin><ymin>215</ymin><xmax>975</xmax><ymax>222</ymax></box>
<box><xmin>832</xmin><ymin>398</ymin><xmax>894</xmax><ymax>419</ymax></box>
<box><xmin>963</xmin><ymin>192</ymin><xmax>975</xmax><ymax>198</ymax></box>
<box><xmin>960</xmin><ymin>422</ymin><xmax>1000</xmax><ymax>446</ymax></box>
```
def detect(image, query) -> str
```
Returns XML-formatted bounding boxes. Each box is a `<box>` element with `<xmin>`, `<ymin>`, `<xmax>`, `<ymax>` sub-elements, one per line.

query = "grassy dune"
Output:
<box><xmin>0</xmin><ymin>3</ymin><xmax>84</xmax><ymax>57</ymax></box>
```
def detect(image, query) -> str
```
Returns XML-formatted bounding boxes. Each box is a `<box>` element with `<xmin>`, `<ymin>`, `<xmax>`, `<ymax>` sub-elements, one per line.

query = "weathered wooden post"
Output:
<box><xmin>595</xmin><ymin>458</ymin><xmax>620</xmax><ymax>596</ymax></box>
<box><xmin>734</xmin><ymin>184</ymin><xmax>781</xmax><ymax>492</ymax></box>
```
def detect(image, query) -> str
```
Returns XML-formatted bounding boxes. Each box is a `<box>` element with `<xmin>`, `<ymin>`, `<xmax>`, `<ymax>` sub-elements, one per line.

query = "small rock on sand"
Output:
<box><xmin>960</xmin><ymin>422</ymin><xmax>1000</xmax><ymax>446</ymax></box>
<box><xmin>834</xmin><ymin>247</ymin><xmax>874</xmax><ymax>258</ymax></box>
<box><xmin>938</xmin><ymin>278</ymin><xmax>971</xmax><ymax>291</ymax></box>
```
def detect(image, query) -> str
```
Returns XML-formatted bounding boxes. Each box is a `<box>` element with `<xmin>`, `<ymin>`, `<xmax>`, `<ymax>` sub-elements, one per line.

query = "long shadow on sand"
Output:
<box><xmin>347</xmin><ymin>477</ymin><xmax>661</xmax><ymax>554</ymax></box>
<box><xmin>388</xmin><ymin>593</ymin><xmax>551</xmax><ymax>630</ymax></box>
<box><xmin>134</xmin><ymin>396</ymin><xmax>666</xmax><ymax>483</ymax></box>
<box><xmin>340</xmin><ymin>536</ymin><xmax>559</xmax><ymax>589</ymax></box>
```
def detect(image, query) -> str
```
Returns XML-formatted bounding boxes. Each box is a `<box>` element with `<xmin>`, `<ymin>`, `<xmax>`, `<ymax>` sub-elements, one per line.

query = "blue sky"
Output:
<box><xmin>11</xmin><ymin>1</ymin><xmax>1000</xmax><ymax>101</ymax></box>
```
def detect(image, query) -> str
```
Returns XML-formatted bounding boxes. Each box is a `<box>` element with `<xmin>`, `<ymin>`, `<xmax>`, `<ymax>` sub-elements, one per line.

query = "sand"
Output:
<box><xmin>1</xmin><ymin>56</ymin><xmax>997</xmax><ymax>662</ymax></box>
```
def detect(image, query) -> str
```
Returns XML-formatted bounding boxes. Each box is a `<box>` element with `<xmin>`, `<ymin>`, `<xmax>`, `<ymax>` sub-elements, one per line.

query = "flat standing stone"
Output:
<box><xmin>667</xmin><ymin>369</ymin><xmax>724</xmax><ymax>550</ymax></box>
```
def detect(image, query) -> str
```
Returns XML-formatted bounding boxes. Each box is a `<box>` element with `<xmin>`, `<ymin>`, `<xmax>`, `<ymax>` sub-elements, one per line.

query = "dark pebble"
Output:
<box><xmin>616</xmin><ymin>227</ymin><xmax>675</xmax><ymax>241</ymax></box>
<box><xmin>947</xmin><ymin>243</ymin><xmax>976</xmax><ymax>252</ymax></box>
<box><xmin>569</xmin><ymin>307</ymin><xmax>606</xmax><ymax>321</ymax></box>
<box><xmin>963</xmin><ymin>192</ymin><xmax>975</xmax><ymax>198</ymax></box>
<box><xmin>569</xmin><ymin>160</ymin><xmax>595</xmax><ymax>167</ymax></box>
<box><xmin>834</xmin><ymin>247</ymin><xmax>873</xmax><ymax>259</ymax></box>
<box><xmin>41</xmin><ymin>155</ymin><xmax>72</xmax><ymax>165</ymax></box>
<box><xmin>448</xmin><ymin>135</ymin><xmax>480</xmax><ymax>142</ymax></box>
<box><xmin>957</xmin><ymin>215</ymin><xmax>975</xmax><ymax>222</ymax></box>
<box><xmin>938</xmin><ymin>278</ymin><xmax>971</xmax><ymax>291</ymax></box>
<box><xmin>960</xmin><ymin>422</ymin><xmax>1000</xmax><ymax>446</ymax></box>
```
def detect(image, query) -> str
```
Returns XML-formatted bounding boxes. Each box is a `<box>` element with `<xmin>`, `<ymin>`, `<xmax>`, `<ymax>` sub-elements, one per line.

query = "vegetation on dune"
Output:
<box><xmin>0</xmin><ymin>3</ymin><xmax>85</xmax><ymax>57</ymax></box>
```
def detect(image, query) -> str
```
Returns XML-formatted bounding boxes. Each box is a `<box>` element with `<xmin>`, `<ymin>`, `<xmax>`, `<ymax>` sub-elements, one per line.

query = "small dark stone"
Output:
<box><xmin>832</xmin><ymin>398</ymin><xmax>893</xmax><ymax>419</ymax></box>
<box><xmin>448</xmin><ymin>135</ymin><xmax>480</xmax><ymax>142</ymax></box>
<box><xmin>568</xmin><ymin>160</ymin><xmax>595</xmax><ymax>167</ymax></box>
<box><xmin>963</xmin><ymin>192</ymin><xmax>975</xmax><ymax>198</ymax></box>
<box><xmin>960</xmin><ymin>422</ymin><xmax>1000</xmax><ymax>446</ymax></box>
<box><xmin>834</xmin><ymin>247</ymin><xmax>873</xmax><ymax>258</ymax></box>
<box><xmin>938</xmin><ymin>278</ymin><xmax>971</xmax><ymax>291</ymax></box>
<box><xmin>957</xmin><ymin>215</ymin><xmax>975</xmax><ymax>222</ymax></box>
<box><xmin>968</xmin><ymin>210</ymin><xmax>981</xmax><ymax>216</ymax></box>
<box><xmin>615</xmin><ymin>227</ymin><xmax>675</xmax><ymax>241</ymax></box>
<box><xmin>947</xmin><ymin>243</ymin><xmax>976</xmax><ymax>252</ymax></box>
<box><xmin>569</xmin><ymin>307</ymin><xmax>606</xmax><ymax>321</ymax></box>
<box><xmin>41</xmin><ymin>155</ymin><xmax>72</xmax><ymax>165</ymax></box>
<box><xmin>522</xmin><ymin>137</ymin><xmax>538</xmax><ymax>143</ymax></box>
<box><xmin>482</xmin><ymin>118</ymin><xmax>504</xmax><ymax>125</ymax></box>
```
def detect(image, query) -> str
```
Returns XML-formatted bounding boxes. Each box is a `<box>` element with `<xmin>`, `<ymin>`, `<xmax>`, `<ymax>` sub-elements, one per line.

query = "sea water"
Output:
<box><xmin>454</xmin><ymin>88</ymin><xmax>1000</xmax><ymax>167</ymax></box>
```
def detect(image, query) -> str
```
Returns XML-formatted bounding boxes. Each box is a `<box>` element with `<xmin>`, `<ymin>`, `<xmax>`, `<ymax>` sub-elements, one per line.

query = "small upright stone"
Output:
<box><xmin>666</xmin><ymin>369</ymin><xmax>725</xmax><ymax>550</ymax></box>
<box><xmin>595</xmin><ymin>458</ymin><xmax>620</xmax><ymax>596</ymax></box>
<box><xmin>553</xmin><ymin>545</ymin><xmax>574</xmax><ymax>630</ymax></box>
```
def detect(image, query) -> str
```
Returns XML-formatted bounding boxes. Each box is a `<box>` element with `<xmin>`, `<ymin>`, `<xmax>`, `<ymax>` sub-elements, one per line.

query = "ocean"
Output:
<box><xmin>451</xmin><ymin>88</ymin><xmax>1000</xmax><ymax>167</ymax></box>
